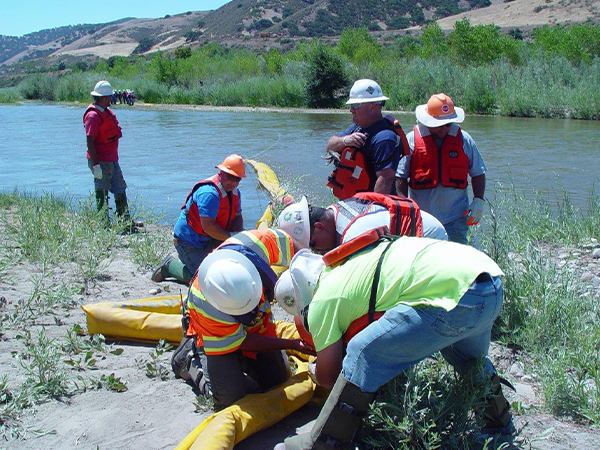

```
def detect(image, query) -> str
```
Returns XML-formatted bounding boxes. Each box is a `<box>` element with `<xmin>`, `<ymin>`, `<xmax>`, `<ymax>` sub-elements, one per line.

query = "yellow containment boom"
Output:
<box><xmin>82</xmin><ymin>160</ymin><xmax>316</xmax><ymax>449</ymax></box>
<box><xmin>82</xmin><ymin>301</ymin><xmax>319</xmax><ymax>450</ymax></box>
<box><xmin>247</xmin><ymin>158</ymin><xmax>294</xmax><ymax>229</ymax></box>
<box><xmin>82</xmin><ymin>295</ymin><xmax>184</xmax><ymax>345</ymax></box>
<box><xmin>175</xmin><ymin>322</ymin><xmax>317</xmax><ymax>450</ymax></box>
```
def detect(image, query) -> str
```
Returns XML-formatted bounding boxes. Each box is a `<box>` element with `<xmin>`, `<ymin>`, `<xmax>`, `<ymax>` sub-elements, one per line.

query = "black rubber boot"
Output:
<box><xmin>477</xmin><ymin>374</ymin><xmax>514</xmax><ymax>432</ymax></box>
<box><xmin>95</xmin><ymin>190</ymin><xmax>110</xmax><ymax>227</ymax></box>
<box><xmin>114</xmin><ymin>192</ymin><xmax>130</xmax><ymax>221</ymax></box>
<box><xmin>284</xmin><ymin>374</ymin><xmax>376</xmax><ymax>450</ymax></box>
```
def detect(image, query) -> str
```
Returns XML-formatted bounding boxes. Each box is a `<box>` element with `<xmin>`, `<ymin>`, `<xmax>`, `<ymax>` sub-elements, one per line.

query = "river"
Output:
<box><xmin>0</xmin><ymin>103</ymin><xmax>598</xmax><ymax>227</ymax></box>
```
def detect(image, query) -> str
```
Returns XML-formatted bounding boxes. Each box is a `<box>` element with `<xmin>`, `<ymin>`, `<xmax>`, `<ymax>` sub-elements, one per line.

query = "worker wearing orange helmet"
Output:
<box><xmin>152</xmin><ymin>154</ymin><xmax>246</xmax><ymax>284</ymax></box>
<box><xmin>395</xmin><ymin>94</ymin><xmax>487</xmax><ymax>244</ymax></box>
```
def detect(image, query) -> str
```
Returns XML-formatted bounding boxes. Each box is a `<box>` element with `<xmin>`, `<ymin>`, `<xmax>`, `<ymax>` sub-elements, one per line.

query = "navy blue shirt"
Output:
<box><xmin>341</xmin><ymin>118</ymin><xmax>400</xmax><ymax>173</ymax></box>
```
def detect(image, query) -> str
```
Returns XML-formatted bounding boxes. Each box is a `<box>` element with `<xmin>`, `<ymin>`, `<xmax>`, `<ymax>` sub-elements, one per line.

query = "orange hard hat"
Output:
<box><xmin>216</xmin><ymin>154</ymin><xmax>246</xmax><ymax>178</ymax></box>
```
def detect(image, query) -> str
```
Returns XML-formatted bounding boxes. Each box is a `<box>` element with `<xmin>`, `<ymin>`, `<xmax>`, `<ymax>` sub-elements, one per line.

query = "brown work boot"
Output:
<box><xmin>151</xmin><ymin>255</ymin><xmax>174</xmax><ymax>282</ymax></box>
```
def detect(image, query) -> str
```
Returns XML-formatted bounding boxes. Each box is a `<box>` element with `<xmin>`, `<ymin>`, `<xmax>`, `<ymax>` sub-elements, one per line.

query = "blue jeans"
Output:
<box><xmin>88</xmin><ymin>160</ymin><xmax>128</xmax><ymax>194</ymax></box>
<box><xmin>174</xmin><ymin>237</ymin><xmax>221</xmax><ymax>276</ymax></box>
<box><xmin>444</xmin><ymin>215</ymin><xmax>469</xmax><ymax>245</ymax></box>
<box><xmin>343</xmin><ymin>275</ymin><xmax>503</xmax><ymax>393</ymax></box>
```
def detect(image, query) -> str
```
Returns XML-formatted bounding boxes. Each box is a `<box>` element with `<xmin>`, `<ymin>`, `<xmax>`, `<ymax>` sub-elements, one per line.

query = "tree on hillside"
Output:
<box><xmin>305</xmin><ymin>43</ymin><xmax>349</xmax><ymax>108</ymax></box>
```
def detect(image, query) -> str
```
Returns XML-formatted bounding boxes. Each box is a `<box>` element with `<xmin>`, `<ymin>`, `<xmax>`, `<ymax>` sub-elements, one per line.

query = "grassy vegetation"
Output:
<box><xmin>358</xmin><ymin>189</ymin><xmax>600</xmax><ymax>448</ymax></box>
<box><xmin>1</xmin><ymin>187</ymin><xmax>599</xmax><ymax>445</ymax></box>
<box><xmin>0</xmin><ymin>190</ymin><xmax>172</xmax><ymax>439</ymax></box>
<box><xmin>5</xmin><ymin>22</ymin><xmax>600</xmax><ymax>118</ymax></box>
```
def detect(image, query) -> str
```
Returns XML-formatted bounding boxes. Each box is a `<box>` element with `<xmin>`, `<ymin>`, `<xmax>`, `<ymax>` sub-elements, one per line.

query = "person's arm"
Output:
<box><xmin>314</xmin><ymin>339</ymin><xmax>344</xmax><ymax>389</ymax></box>
<box><xmin>231</xmin><ymin>213</ymin><xmax>243</xmax><ymax>232</ymax></box>
<box><xmin>373</xmin><ymin>167</ymin><xmax>395</xmax><ymax>194</ymax></box>
<box><xmin>471</xmin><ymin>173</ymin><xmax>485</xmax><ymax>200</ymax></box>
<box><xmin>86</xmin><ymin>135</ymin><xmax>98</xmax><ymax>165</ymax></box>
<box><xmin>395</xmin><ymin>177</ymin><xmax>409</xmax><ymax>197</ymax></box>
<box><xmin>326</xmin><ymin>132</ymin><xmax>367</xmax><ymax>154</ymax></box>
<box><xmin>200</xmin><ymin>216</ymin><xmax>233</xmax><ymax>241</ymax></box>
<box><xmin>240</xmin><ymin>332</ymin><xmax>316</xmax><ymax>356</ymax></box>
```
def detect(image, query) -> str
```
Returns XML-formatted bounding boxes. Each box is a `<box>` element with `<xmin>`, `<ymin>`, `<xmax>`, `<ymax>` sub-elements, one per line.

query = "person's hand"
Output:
<box><xmin>342</xmin><ymin>132</ymin><xmax>367</xmax><ymax>149</ymax></box>
<box><xmin>463</xmin><ymin>197</ymin><xmax>485</xmax><ymax>226</ymax></box>
<box><xmin>92</xmin><ymin>164</ymin><xmax>102</xmax><ymax>180</ymax></box>
<box><xmin>294</xmin><ymin>339</ymin><xmax>316</xmax><ymax>356</ymax></box>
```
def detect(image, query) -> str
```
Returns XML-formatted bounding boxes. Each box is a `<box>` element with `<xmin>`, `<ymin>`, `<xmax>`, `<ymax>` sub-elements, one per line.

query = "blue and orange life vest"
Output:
<box><xmin>83</xmin><ymin>104</ymin><xmax>122</xmax><ymax>145</ymax></box>
<box><xmin>181</xmin><ymin>174</ymin><xmax>241</xmax><ymax>237</ymax></box>
<box><xmin>409</xmin><ymin>124</ymin><xmax>469</xmax><ymax>190</ymax></box>
<box><xmin>327</xmin><ymin>116</ymin><xmax>411</xmax><ymax>200</ymax></box>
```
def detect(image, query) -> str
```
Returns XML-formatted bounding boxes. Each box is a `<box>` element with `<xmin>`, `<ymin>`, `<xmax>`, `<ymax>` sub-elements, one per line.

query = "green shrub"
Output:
<box><xmin>304</xmin><ymin>42</ymin><xmax>349</xmax><ymax>108</ymax></box>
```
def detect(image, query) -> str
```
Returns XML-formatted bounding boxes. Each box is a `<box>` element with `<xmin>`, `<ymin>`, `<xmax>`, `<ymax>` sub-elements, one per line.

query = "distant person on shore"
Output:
<box><xmin>152</xmin><ymin>155</ymin><xmax>246</xmax><ymax>284</ymax></box>
<box><xmin>325</xmin><ymin>79</ymin><xmax>403</xmax><ymax>200</ymax></box>
<box><xmin>84</xmin><ymin>80</ymin><xmax>139</xmax><ymax>231</ymax></box>
<box><xmin>395</xmin><ymin>93</ymin><xmax>487</xmax><ymax>244</ymax></box>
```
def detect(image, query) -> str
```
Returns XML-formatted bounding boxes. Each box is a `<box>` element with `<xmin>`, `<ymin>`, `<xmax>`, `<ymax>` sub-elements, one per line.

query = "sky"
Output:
<box><xmin>0</xmin><ymin>0</ymin><xmax>231</xmax><ymax>37</ymax></box>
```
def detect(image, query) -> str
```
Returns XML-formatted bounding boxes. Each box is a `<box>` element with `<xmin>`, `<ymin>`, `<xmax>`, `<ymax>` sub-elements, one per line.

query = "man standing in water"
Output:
<box><xmin>152</xmin><ymin>155</ymin><xmax>246</xmax><ymax>284</ymax></box>
<box><xmin>395</xmin><ymin>93</ymin><xmax>487</xmax><ymax>244</ymax></box>
<box><xmin>84</xmin><ymin>80</ymin><xmax>138</xmax><ymax>231</ymax></box>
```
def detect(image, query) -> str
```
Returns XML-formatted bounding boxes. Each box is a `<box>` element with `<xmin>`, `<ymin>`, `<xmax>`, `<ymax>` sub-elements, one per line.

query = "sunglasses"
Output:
<box><xmin>223</xmin><ymin>172</ymin><xmax>242</xmax><ymax>182</ymax></box>
<box><xmin>349</xmin><ymin>101</ymin><xmax>385</xmax><ymax>111</ymax></box>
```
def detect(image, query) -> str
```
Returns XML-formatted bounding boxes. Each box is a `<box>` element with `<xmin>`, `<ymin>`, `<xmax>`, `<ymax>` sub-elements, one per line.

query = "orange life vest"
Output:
<box><xmin>409</xmin><ymin>124</ymin><xmax>469</xmax><ymax>190</ymax></box>
<box><xmin>181</xmin><ymin>174</ymin><xmax>240</xmax><ymax>237</ymax></box>
<box><xmin>83</xmin><ymin>104</ymin><xmax>122</xmax><ymax>145</ymax></box>
<box><xmin>323</xmin><ymin>194</ymin><xmax>423</xmax><ymax>267</ymax></box>
<box><xmin>327</xmin><ymin>116</ymin><xmax>410</xmax><ymax>200</ymax></box>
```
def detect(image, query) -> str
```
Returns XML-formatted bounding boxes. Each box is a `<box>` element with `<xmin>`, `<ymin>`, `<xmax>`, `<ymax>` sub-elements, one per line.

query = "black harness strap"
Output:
<box><xmin>368</xmin><ymin>236</ymin><xmax>397</xmax><ymax>323</ymax></box>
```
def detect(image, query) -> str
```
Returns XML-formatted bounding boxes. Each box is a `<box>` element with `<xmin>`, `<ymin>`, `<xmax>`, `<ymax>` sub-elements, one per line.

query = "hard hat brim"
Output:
<box><xmin>415</xmin><ymin>104</ymin><xmax>465</xmax><ymax>127</ymax></box>
<box><xmin>346</xmin><ymin>95</ymin><xmax>389</xmax><ymax>105</ymax></box>
<box><xmin>216</xmin><ymin>164</ymin><xmax>247</xmax><ymax>178</ymax></box>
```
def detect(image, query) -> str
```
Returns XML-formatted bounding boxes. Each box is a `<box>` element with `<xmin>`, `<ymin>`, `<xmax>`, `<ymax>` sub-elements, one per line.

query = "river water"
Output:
<box><xmin>0</xmin><ymin>103</ymin><xmax>598</xmax><ymax>226</ymax></box>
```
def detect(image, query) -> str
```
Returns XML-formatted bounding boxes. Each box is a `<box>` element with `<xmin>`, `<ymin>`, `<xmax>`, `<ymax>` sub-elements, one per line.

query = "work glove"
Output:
<box><xmin>92</xmin><ymin>164</ymin><xmax>103</xmax><ymax>180</ymax></box>
<box><xmin>321</xmin><ymin>150</ymin><xmax>340</xmax><ymax>166</ymax></box>
<box><xmin>463</xmin><ymin>197</ymin><xmax>485</xmax><ymax>226</ymax></box>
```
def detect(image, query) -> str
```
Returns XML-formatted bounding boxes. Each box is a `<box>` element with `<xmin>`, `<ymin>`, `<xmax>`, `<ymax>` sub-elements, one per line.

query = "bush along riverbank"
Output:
<box><xmin>2</xmin><ymin>22</ymin><xmax>600</xmax><ymax>119</ymax></box>
<box><xmin>0</xmin><ymin>187</ymin><xmax>599</xmax><ymax>449</ymax></box>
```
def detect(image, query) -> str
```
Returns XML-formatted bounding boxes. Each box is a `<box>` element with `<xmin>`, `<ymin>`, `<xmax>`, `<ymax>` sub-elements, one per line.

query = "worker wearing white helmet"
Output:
<box><xmin>172</xmin><ymin>228</ymin><xmax>315</xmax><ymax>411</ymax></box>
<box><xmin>84</xmin><ymin>80</ymin><xmax>141</xmax><ymax>232</ymax></box>
<box><xmin>277</xmin><ymin>193</ymin><xmax>448</xmax><ymax>256</ymax></box>
<box><xmin>325</xmin><ymin>79</ymin><xmax>404</xmax><ymax>200</ymax></box>
<box><xmin>275</xmin><ymin>239</ymin><xmax>513</xmax><ymax>450</ymax></box>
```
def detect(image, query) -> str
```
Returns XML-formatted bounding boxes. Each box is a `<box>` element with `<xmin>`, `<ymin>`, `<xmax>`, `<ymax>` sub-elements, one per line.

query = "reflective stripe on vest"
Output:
<box><xmin>223</xmin><ymin>229</ymin><xmax>293</xmax><ymax>268</ymax></box>
<box><xmin>83</xmin><ymin>104</ymin><xmax>123</xmax><ymax>145</ymax></box>
<box><xmin>409</xmin><ymin>124</ymin><xmax>469</xmax><ymax>190</ymax></box>
<box><xmin>187</xmin><ymin>277</ymin><xmax>273</xmax><ymax>355</ymax></box>
<box><xmin>335</xmin><ymin>193</ymin><xmax>423</xmax><ymax>241</ymax></box>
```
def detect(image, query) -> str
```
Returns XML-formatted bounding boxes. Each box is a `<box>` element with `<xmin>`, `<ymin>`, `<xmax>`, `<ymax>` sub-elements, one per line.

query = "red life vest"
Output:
<box><xmin>181</xmin><ymin>174</ymin><xmax>240</xmax><ymax>237</ymax></box>
<box><xmin>409</xmin><ymin>124</ymin><xmax>469</xmax><ymax>190</ymax></box>
<box><xmin>323</xmin><ymin>193</ymin><xmax>423</xmax><ymax>267</ymax></box>
<box><xmin>83</xmin><ymin>104</ymin><xmax>122</xmax><ymax>145</ymax></box>
<box><xmin>327</xmin><ymin>116</ymin><xmax>410</xmax><ymax>200</ymax></box>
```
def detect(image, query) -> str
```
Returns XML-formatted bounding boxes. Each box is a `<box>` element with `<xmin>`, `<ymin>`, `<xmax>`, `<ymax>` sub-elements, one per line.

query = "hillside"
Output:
<box><xmin>1</xmin><ymin>0</ymin><xmax>599</xmax><ymax>67</ymax></box>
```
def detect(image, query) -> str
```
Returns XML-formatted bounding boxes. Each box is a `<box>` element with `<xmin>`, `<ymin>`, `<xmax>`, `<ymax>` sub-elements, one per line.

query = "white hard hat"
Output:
<box><xmin>275</xmin><ymin>249</ymin><xmax>325</xmax><ymax>319</ymax></box>
<box><xmin>91</xmin><ymin>80</ymin><xmax>114</xmax><ymax>97</ymax></box>
<box><xmin>274</xmin><ymin>269</ymin><xmax>300</xmax><ymax>317</ymax></box>
<box><xmin>346</xmin><ymin>79</ymin><xmax>389</xmax><ymax>105</ymax></box>
<box><xmin>277</xmin><ymin>196</ymin><xmax>310</xmax><ymax>249</ymax></box>
<box><xmin>197</xmin><ymin>249</ymin><xmax>262</xmax><ymax>316</ymax></box>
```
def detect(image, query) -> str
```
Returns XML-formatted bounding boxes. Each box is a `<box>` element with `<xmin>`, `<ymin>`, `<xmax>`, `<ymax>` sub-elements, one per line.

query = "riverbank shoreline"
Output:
<box><xmin>1</xmin><ymin>190</ymin><xmax>600</xmax><ymax>449</ymax></box>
